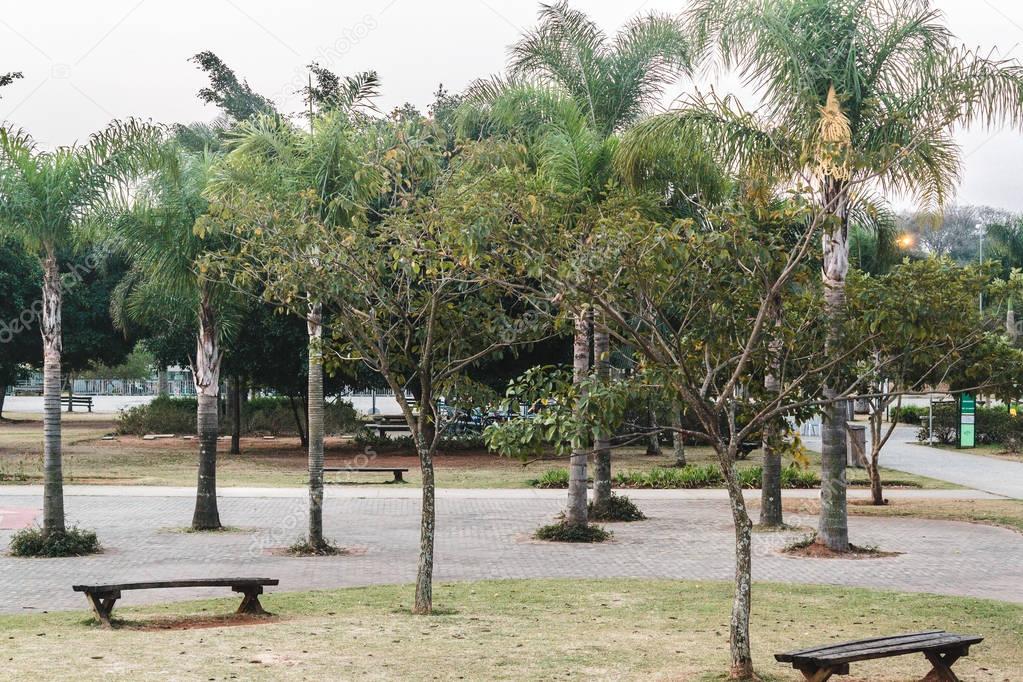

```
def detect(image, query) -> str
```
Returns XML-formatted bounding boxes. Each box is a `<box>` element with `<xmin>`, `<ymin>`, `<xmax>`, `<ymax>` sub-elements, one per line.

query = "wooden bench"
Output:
<box><xmin>324</xmin><ymin>466</ymin><xmax>409</xmax><ymax>483</ymax></box>
<box><xmin>72</xmin><ymin>578</ymin><xmax>279</xmax><ymax>626</ymax></box>
<box><xmin>776</xmin><ymin>630</ymin><xmax>983</xmax><ymax>681</ymax></box>
<box><xmin>61</xmin><ymin>395</ymin><xmax>94</xmax><ymax>412</ymax></box>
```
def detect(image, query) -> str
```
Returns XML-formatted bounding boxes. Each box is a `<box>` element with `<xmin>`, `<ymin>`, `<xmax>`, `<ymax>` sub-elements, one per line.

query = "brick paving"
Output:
<box><xmin>1</xmin><ymin>488</ymin><xmax>1020</xmax><ymax>613</ymax></box>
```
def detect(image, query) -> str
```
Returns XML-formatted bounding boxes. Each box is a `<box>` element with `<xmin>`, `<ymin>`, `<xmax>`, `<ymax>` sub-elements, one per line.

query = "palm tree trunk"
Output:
<box><xmin>157</xmin><ymin>368</ymin><xmax>169</xmax><ymax>397</ymax></box>
<box><xmin>191</xmin><ymin>292</ymin><xmax>222</xmax><ymax>531</ymax></box>
<box><xmin>818</xmin><ymin>203</ymin><xmax>850</xmax><ymax>551</ymax></box>
<box><xmin>722</xmin><ymin>454</ymin><xmax>754</xmax><ymax>679</ymax></box>
<box><xmin>671</xmin><ymin>409</ymin><xmax>686</xmax><ymax>466</ymax></box>
<box><xmin>41</xmin><ymin>252</ymin><xmax>65</xmax><ymax>535</ymax></box>
<box><xmin>307</xmin><ymin>304</ymin><xmax>326</xmax><ymax>549</ymax></box>
<box><xmin>591</xmin><ymin>311</ymin><xmax>612</xmax><ymax>513</ymax></box>
<box><xmin>565</xmin><ymin>307</ymin><xmax>591</xmax><ymax>527</ymax></box>
<box><xmin>229</xmin><ymin>375</ymin><xmax>241</xmax><ymax>455</ymax></box>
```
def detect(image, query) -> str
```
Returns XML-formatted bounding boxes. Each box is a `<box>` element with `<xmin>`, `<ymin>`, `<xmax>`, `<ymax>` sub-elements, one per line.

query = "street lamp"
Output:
<box><xmin>976</xmin><ymin>222</ymin><xmax>986</xmax><ymax>312</ymax></box>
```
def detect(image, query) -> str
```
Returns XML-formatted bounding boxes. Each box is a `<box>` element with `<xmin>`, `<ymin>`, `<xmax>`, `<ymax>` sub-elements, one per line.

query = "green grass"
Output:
<box><xmin>0</xmin><ymin>579</ymin><xmax>1019</xmax><ymax>680</ymax></box>
<box><xmin>0</xmin><ymin>416</ymin><xmax>959</xmax><ymax>490</ymax></box>
<box><xmin>926</xmin><ymin>441</ymin><xmax>1023</xmax><ymax>463</ymax></box>
<box><xmin>774</xmin><ymin>497</ymin><xmax>1023</xmax><ymax>534</ymax></box>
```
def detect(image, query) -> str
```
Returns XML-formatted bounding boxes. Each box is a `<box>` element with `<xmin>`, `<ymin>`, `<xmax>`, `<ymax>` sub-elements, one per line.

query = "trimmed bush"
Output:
<box><xmin>890</xmin><ymin>405</ymin><xmax>926</xmax><ymax>425</ymax></box>
<box><xmin>588</xmin><ymin>493</ymin><xmax>646</xmax><ymax>522</ymax></box>
<box><xmin>530</xmin><ymin>468</ymin><xmax>570</xmax><ymax>488</ymax></box>
<box><xmin>534</xmin><ymin>521</ymin><xmax>610</xmax><ymax>542</ymax></box>
<box><xmin>117</xmin><ymin>395</ymin><xmax>196</xmax><ymax>436</ymax></box>
<box><xmin>613</xmin><ymin>465</ymin><xmax>723</xmax><ymax>489</ymax></box>
<box><xmin>9</xmin><ymin>526</ymin><xmax>101</xmax><ymax>557</ymax></box>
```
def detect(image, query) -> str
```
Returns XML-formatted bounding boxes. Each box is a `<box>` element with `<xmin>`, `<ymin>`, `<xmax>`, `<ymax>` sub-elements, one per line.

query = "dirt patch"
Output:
<box><xmin>264</xmin><ymin>544</ymin><xmax>368</xmax><ymax>557</ymax></box>
<box><xmin>124</xmin><ymin>612</ymin><xmax>279</xmax><ymax>631</ymax></box>
<box><xmin>782</xmin><ymin>540</ymin><xmax>901</xmax><ymax>560</ymax></box>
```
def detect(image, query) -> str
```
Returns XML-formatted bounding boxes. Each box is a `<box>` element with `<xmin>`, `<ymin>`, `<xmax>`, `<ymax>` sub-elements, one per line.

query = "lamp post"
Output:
<box><xmin>976</xmin><ymin>222</ymin><xmax>986</xmax><ymax>313</ymax></box>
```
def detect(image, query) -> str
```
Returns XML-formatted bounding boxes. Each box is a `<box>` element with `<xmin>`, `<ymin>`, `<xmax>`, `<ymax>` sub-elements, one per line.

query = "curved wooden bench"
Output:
<box><xmin>776</xmin><ymin>630</ymin><xmax>983</xmax><ymax>681</ymax></box>
<box><xmin>72</xmin><ymin>578</ymin><xmax>279</xmax><ymax>626</ymax></box>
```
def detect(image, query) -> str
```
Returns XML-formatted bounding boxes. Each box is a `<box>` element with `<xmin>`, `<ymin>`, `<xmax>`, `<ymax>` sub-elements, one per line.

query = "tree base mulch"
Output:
<box><xmin>283</xmin><ymin>539</ymin><xmax>350</xmax><ymax>556</ymax></box>
<box><xmin>781</xmin><ymin>533</ymin><xmax>900</xmax><ymax>559</ymax></box>
<box><xmin>587</xmin><ymin>493</ymin><xmax>647</xmax><ymax>522</ymax></box>
<box><xmin>533</xmin><ymin>521</ymin><xmax>611</xmax><ymax>543</ymax></box>
<box><xmin>8</xmin><ymin>526</ymin><xmax>102</xmax><ymax>557</ymax></box>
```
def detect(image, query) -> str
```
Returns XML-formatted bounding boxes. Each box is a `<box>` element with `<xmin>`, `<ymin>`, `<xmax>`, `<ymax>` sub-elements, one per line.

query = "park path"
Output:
<box><xmin>0</xmin><ymin>486</ymin><xmax>1020</xmax><ymax>613</ymax></box>
<box><xmin>804</xmin><ymin>424</ymin><xmax>1023</xmax><ymax>499</ymax></box>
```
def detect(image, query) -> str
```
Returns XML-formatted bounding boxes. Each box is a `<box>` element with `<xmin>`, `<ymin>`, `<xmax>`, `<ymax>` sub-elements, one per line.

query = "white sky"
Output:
<box><xmin>2</xmin><ymin>0</ymin><xmax>1023</xmax><ymax>209</ymax></box>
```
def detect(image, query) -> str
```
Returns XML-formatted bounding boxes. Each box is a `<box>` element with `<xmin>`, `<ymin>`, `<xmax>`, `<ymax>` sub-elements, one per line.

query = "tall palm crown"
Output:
<box><xmin>623</xmin><ymin>0</ymin><xmax>1023</xmax><ymax>206</ymax></box>
<box><xmin>508</xmin><ymin>1</ymin><xmax>691</xmax><ymax>138</ymax></box>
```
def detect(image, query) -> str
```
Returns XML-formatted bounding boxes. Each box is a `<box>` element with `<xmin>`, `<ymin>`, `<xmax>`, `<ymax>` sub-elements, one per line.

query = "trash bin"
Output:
<box><xmin>846</xmin><ymin>424</ymin><xmax>868</xmax><ymax>468</ymax></box>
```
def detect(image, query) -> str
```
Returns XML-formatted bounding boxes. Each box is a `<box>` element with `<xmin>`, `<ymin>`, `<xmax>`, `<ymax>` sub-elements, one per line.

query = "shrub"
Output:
<box><xmin>117</xmin><ymin>396</ymin><xmax>196</xmax><ymax>436</ymax></box>
<box><xmin>9</xmin><ymin>526</ymin><xmax>101</xmax><ymax>557</ymax></box>
<box><xmin>614</xmin><ymin>465</ymin><xmax>723</xmax><ymax>489</ymax></box>
<box><xmin>530</xmin><ymin>468</ymin><xmax>570</xmax><ymax>488</ymax></box>
<box><xmin>915</xmin><ymin>403</ymin><xmax>1023</xmax><ymax>446</ymax></box>
<box><xmin>890</xmin><ymin>405</ymin><xmax>926</xmax><ymax>425</ymax></box>
<box><xmin>588</xmin><ymin>493</ymin><xmax>646</xmax><ymax>521</ymax></box>
<box><xmin>534</xmin><ymin>521</ymin><xmax>610</xmax><ymax>542</ymax></box>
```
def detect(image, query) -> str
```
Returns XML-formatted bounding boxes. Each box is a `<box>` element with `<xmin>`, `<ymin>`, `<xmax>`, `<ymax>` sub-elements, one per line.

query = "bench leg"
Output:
<box><xmin>235</xmin><ymin>587</ymin><xmax>269</xmax><ymax>616</ymax></box>
<box><xmin>394</xmin><ymin>470</ymin><xmax>404</xmax><ymax>483</ymax></box>
<box><xmin>921</xmin><ymin>651</ymin><xmax>963</xmax><ymax>682</ymax></box>
<box><xmin>795</xmin><ymin>663</ymin><xmax>847</xmax><ymax>682</ymax></box>
<box><xmin>86</xmin><ymin>593</ymin><xmax>118</xmax><ymax>627</ymax></box>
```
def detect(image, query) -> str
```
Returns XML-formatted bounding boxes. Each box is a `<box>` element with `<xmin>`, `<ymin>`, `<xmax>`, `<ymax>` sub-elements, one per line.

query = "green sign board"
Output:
<box><xmin>959</xmin><ymin>392</ymin><xmax>976</xmax><ymax>448</ymax></box>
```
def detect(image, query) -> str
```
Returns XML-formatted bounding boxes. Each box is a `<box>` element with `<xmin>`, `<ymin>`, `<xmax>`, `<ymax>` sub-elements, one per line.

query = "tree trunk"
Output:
<box><xmin>759</xmin><ymin>298</ymin><xmax>784</xmax><ymax>528</ymax></box>
<box><xmin>646</xmin><ymin>402</ymin><xmax>662</xmax><ymax>455</ymax></box>
<box><xmin>41</xmin><ymin>252</ymin><xmax>65</xmax><ymax>535</ymax></box>
<box><xmin>1007</xmin><ymin>298</ymin><xmax>1017</xmax><ymax>343</ymax></box>
<box><xmin>412</xmin><ymin>378</ymin><xmax>436</xmax><ymax>615</ymax></box>
<box><xmin>289</xmin><ymin>395</ymin><xmax>309</xmax><ymax>447</ymax></box>
<box><xmin>591</xmin><ymin>311</ymin><xmax>612</xmax><ymax>514</ymax></box>
<box><xmin>818</xmin><ymin>201</ymin><xmax>850</xmax><ymax>551</ymax></box>
<box><xmin>565</xmin><ymin>307</ymin><xmax>591</xmax><ymax>527</ymax></box>
<box><xmin>191</xmin><ymin>292</ymin><xmax>222</xmax><ymax>531</ymax></box>
<box><xmin>229</xmin><ymin>375</ymin><xmax>241</xmax><ymax>455</ymax></box>
<box><xmin>0</xmin><ymin>386</ymin><xmax>6</xmax><ymax>420</ymax></box>
<box><xmin>671</xmin><ymin>409</ymin><xmax>686</xmax><ymax>466</ymax></box>
<box><xmin>722</xmin><ymin>455</ymin><xmax>755</xmax><ymax>679</ymax></box>
<box><xmin>307</xmin><ymin>304</ymin><xmax>326</xmax><ymax>549</ymax></box>
<box><xmin>66</xmin><ymin>373</ymin><xmax>74</xmax><ymax>413</ymax></box>
<box><xmin>157</xmin><ymin>367</ymin><xmax>169</xmax><ymax>397</ymax></box>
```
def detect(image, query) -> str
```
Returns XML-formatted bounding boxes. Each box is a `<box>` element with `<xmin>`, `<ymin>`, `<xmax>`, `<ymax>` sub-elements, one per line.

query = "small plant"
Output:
<box><xmin>286</xmin><ymin>539</ymin><xmax>346</xmax><ymax>556</ymax></box>
<box><xmin>529</xmin><ymin>468</ymin><xmax>570</xmax><ymax>488</ymax></box>
<box><xmin>534</xmin><ymin>521</ymin><xmax>611</xmax><ymax>543</ymax></box>
<box><xmin>588</xmin><ymin>493</ymin><xmax>646</xmax><ymax>522</ymax></box>
<box><xmin>9</xmin><ymin>526</ymin><xmax>102</xmax><ymax>557</ymax></box>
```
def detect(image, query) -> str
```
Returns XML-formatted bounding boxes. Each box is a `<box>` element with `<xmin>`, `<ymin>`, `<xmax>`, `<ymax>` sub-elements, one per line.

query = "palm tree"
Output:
<box><xmin>112</xmin><ymin>138</ymin><xmax>237</xmax><ymax>530</ymax></box>
<box><xmin>214</xmin><ymin>89</ymin><xmax>383</xmax><ymax>549</ymax></box>
<box><xmin>621</xmin><ymin>0</ymin><xmax>1023</xmax><ymax>555</ymax></box>
<box><xmin>987</xmin><ymin>219</ymin><xmax>1023</xmax><ymax>341</ymax></box>
<box><xmin>462</xmin><ymin>1</ymin><xmax>694</xmax><ymax>524</ymax></box>
<box><xmin>0</xmin><ymin>120</ymin><xmax>161</xmax><ymax>536</ymax></box>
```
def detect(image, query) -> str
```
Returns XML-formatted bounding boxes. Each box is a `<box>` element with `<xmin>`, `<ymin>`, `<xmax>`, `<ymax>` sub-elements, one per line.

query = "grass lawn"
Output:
<box><xmin>2</xmin><ymin>579</ymin><xmax>1019</xmax><ymax>681</ymax></box>
<box><xmin>0</xmin><ymin>415</ymin><xmax>956</xmax><ymax>490</ymax></box>
<box><xmin>926</xmin><ymin>441</ymin><xmax>1023</xmax><ymax>463</ymax></box>
<box><xmin>771</xmin><ymin>497</ymin><xmax>1023</xmax><ymax>534</ymax></box>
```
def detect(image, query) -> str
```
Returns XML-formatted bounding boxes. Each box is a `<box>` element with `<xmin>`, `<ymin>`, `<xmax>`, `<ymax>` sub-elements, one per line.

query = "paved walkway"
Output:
<box><xmin>805</xmin><ymin>425</ymin><xmax>1023</xmax><ymax>499</ymax></box>
<box><xmin>1</xmin><ymin>486</ymin><xmax>1020</xmax><ymax>613</ymax></box>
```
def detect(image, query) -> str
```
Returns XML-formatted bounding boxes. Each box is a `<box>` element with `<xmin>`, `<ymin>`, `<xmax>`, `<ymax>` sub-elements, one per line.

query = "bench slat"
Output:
<box><xmin>323</xmin><ymin>467</ymin><xmax>409</xmax><ymax>473</ymax></box>
<box><xmin>776</xmin><ymin>630</ymin><xmax>946</xmax><ymax>661</ymax></box>
<box><xmin>73</xmin><ymin>578</ymin><xmax>278</xmax><ymax>593</ymax></box>
<box><xmin>810</xmin><ymin>635</ymin><xmax>982</xmax><ymax>665</ymax></box>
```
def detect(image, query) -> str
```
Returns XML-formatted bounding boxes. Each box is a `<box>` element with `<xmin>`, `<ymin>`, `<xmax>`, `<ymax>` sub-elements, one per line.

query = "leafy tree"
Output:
<box><xmin>189</xmin><ymin>51</ymin><xmax>275</xmax><ymax>121</ymax></box>
<box><xmin>0</xmin><ymin>121</ymin><xmax>161</xmax><ymax>537</ymax></box>
<box><xmin>621</xmin><ymin>0</ymin><xmax>1023</xmax><ymax>556</ymax></box>
<box><xmin>845</xmin><ymin>259</ymin><xmax>1018</xmax><ymax>504</ymax></box>
<box><xmin>902</xmin><ymin>204</ymin><xmax>1012</xmax><ymax>263</ymax></box>
<box><xmin>111</xmin><ymin>142</ymin><xmax>241</xmax><ymax>530</ymax></box>
<box><xmin>459</xmin><ymin>0</ymin><xmax>696</xmax><ymax>525</ymax></box>
<box><xmin>0</xmin><ymin>235</ymin><xmax>41</xmax><ymax>418</ymax></box>
<box><xmin>0</xmin><ymin>71</ymin><xmax>22</xmax><ymax>98</ymax></box>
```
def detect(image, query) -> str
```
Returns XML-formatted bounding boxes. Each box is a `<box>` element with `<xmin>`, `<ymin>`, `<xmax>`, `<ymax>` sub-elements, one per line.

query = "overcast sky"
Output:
<box><xmin>3</xmin><ymin>0</ymin><xmax>1023</xmax><ymax>210</ymax></box>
